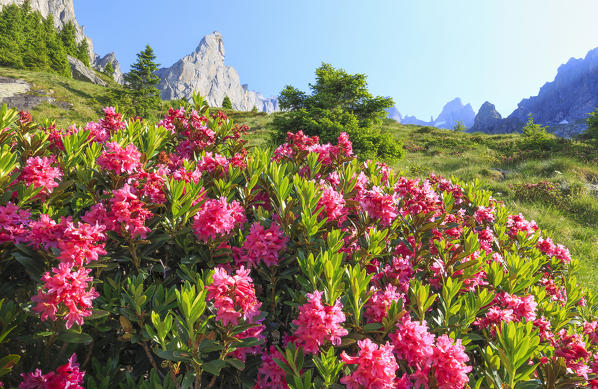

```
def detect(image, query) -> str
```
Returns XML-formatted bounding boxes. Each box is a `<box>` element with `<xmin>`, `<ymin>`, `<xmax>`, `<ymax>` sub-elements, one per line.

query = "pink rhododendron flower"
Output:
<box><xmin>317</xmin><ymin>186</ymin><xmax>347</xmax><ymax>222</ymax></box>
<box><xmin>28</xmin><ymin>214</ymin><xmax>62</xmax><ymax>250</ymax></box>
<box><xmin>395</xmin><ymin>177</ymin><xmax>442</xmax><ymax>216</ymax></box>
<box><xmin>19</xmin><ymin>354</ymin><xmax>84</xmax><ymax>389</ymax></box>
<box><xmin>32</xmin><ymin>263</ymin><xmax>99</xmax><ymax>329</ymax></box>
<box><xmin>97</xmin><ymin>142</ymin><xmax>142</xmax><ymax>175</ymax></box>
<box><xmin>193</xmin><ymin>197</ymin><xmax>246</xmax><ymax>242</ymax></box>
<box><xmin>292</xmin><ymin>290</ymin><xmax>348</xmax><ymax>353</ymax></box>
<box><xmin>431</xmin><ymin>335</ymin><xmax>472</xmax><ymax>389</ymax></box>
<box><xmin>507</xmin><ymin>213</ymin><xmax>538</xmax><ymax>237</ymax></box>
<box><xmin>197</xmin><ymin>152</ymin><xmax>229</xmax><ymax>174</ymax></box>
<box><xmin>359</xmin><ymin>186</ymin><xmax>398</xmax><ymax>226</ymax></box>
<box><xmin>554</xmin><ymin>329</ymin><xmax>591</xmax><ymax>378</ymax></box>
<box><xmin>234</xmin><ymin>222</ymin><xmax>287</xmax><ymax>268</ymax></box>
<box><xmin>107</xmin><ymin>184</ymin><xmax>153</xmax><ymax>239</ymax></box>
<box><xmin>365</xmin><ymin>284</ymin><xmax>404</xmax><ymax>323</ymax></box>
<box><xmin>19</xmin><ymin>156</ymin><xmax>63</xmax><ymax>197</ymax></box>
<box><xmin>390</xmin><ymin>315</ymin><xmax>435</xmax><ymax>368</ymax></box>
<box><xmin>207</xmin><ymin>266</ymin><xmax>261</xmax><ymax>326</ymax></box>
<box><xmin>255</xmin><ymin>346</ymin><xmax>288</xmax><ymax>389</ymax></box>
<box><xmin>0</xmin><ymin>202</ymin><xmax>30</xmax><ymax>244</ymax></box>
<box><xmin>340</xmin><ymin>338</ymin><xmax>398</xmax><ymax>389</ymax></box>
<box><xmin>474</xmin><ymin>206</ymin><xmax>495</xmax><ymax>224</ymax></box>
<box><xmin>57</xmin><ymin>221</ymin><xmax>106</xmax><ymax>267</ymax></box>
<box><xmin>99</xmin><ymin>106</ymin><xmax>125</xmax><ymax>133</ymax></box>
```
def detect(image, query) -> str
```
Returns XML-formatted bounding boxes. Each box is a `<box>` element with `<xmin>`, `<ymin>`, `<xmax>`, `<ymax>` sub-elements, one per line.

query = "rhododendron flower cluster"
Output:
<box><xmin>18</xmin><ymin>156</ymin><xmax>62</xmax><ymax>197</ymax></box>
<box><xmin>234</xmin><ymin>222</ymin><xmax>287</xmax><ymax>268</ymax></box>
<box><xmin>1</xmin><ymin>104</ymin><xmax>598</xmax><ymax>387</ymax></box>
<box><xmin>19</xmin><ymin>354</ymin><xmax>84</xmax><ymax>389</ymax></box>
<box><xmin>292</xmin><ymin>291</ymin><xmax>348</xmax><ymax>353</ymax></box>
<box><xmin>32</xmin><ymin>263</ymin><xmax>98</xmax><ymax>329</ymax></box>
<box><xmin>193</xmin><ymin>197</ymin><xmax>246</xmax><ymax>241</ymax></box>
<box><xmin>97</xmin><ymin>142</ymin><xmax>142</xmax><ymax>175</ymax></box>
<box><xmin>341</xmin><ymin>339</ymin><xmax>398</xmax><ymax>389</ymax></box>
<box><xmin>207</xmin><ymin>266</ymin><xmax>261</xmax><ymax>326</ymax></box>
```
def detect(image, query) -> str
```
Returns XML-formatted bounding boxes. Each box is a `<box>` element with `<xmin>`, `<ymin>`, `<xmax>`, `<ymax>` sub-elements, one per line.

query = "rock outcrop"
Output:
<box><xmin>470</xmin><ymin>101</ymin><xmax>508</xmax><ymax>133</ymax></box>
<box><xmin>67</xmin><ymin>55</ymin><xmax>106</xmax><ymax>86</ymax></box>
<box><xmin>93</xmin><ymin>52</ymin><xmax>124</xmax><ymax>84</ymax></box>
<box><xmin>157</xmin><ymin>32</ymin><xmax>279</xmax><ymax>113</ymax></box>
<box><xmin>0</xmin><ymin>0</ymin><xmax>94</xmax><ymax>59</ymax></box>
<box><xmin>0</xmin><ymin>76</ymin><xmax>72</xmax><ymax>110</ymax></box>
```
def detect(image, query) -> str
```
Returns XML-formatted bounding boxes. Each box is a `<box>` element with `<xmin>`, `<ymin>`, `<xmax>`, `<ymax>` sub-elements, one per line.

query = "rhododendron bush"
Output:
<box><xmin>0</xmin><ymin>94</ymin><xmax>597</xmax><ymax>388</ymax></box>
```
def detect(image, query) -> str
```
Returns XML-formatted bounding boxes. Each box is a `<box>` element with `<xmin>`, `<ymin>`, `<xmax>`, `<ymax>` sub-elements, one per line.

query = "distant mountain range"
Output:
<box><xmin>389</xmin><ymin>48</ymin><xmax>598</xmax><ymax>136</ymax></box>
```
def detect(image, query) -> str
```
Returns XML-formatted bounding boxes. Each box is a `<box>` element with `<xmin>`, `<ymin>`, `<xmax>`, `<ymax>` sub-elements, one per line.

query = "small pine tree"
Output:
<box><xmin>222</xmin><ymin>96</ymin><xmax>233</xmax><ymax>109</ymax></box>
<box><xmin>124</xmin><ymin>45</ymin><xmax>161</xmax><ymax>116</ymax></box>
<box><xmin>522</xmin><ymin>115</ymin><xmax>548</xmax><ymax>139</ymax></box>
<box><xmin>76</xmin><ymin>39</ymin><xmax>90</xmax><ymax>66</ymax></box>
<box><xmin>59</xmin><ymin>21</ymin><xmax>78</xmax><ymax>58</ymax></box>
<box><xmin>453</xmin><ymin>121</ymin><xmax>467</xmax><ymax>132</ymax></box>
<box><xmin>584</xmin><ymin>108</ymin><xmax>598</xmax><ymax>142</ymax></box>
<box><xmin>103</xmin><ymin>61</ymin><xmax>114</xmax><ymax>76</ymax></box>
<box><xmin>251</xmin><ymin>105</ymin><xmax>258</xmax><ymax>113</ymax></box>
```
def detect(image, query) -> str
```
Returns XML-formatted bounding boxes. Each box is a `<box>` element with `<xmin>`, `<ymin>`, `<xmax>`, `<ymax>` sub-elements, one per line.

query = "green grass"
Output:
<box><xmin>1</xmin><ymin>66</ymin><xmax>596</xmax><ymax>291</ymax></box>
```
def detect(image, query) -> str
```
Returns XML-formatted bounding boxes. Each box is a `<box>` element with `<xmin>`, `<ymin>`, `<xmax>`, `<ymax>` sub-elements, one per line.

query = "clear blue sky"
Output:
<box><xmin>75</xmin><ymin>0</ymin><xmax>598</xmax><ymax>119</ymax></box>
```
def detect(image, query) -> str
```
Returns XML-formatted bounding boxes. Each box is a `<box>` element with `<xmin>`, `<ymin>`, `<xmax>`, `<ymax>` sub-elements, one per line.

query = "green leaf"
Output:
<box><xmin>202</xmin><ymin>359</ymin><xmax>227</xmax><ymax>376</ymax></box>
<box><xmin>59</xmin><ymin>331</ymin><xmax>93</xmax><ymax>344</ymax></box>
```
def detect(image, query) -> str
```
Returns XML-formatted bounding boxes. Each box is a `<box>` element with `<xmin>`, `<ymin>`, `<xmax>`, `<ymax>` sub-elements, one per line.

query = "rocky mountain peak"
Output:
<box><xmin>194</xmin><ymin>31</ymin><xmax>225</xmax><ymax>59</ymax></box>
<box><xmin>156</xmin><ymin>32</ymin><xmax>279</xmax><ymax>113</ymax></box>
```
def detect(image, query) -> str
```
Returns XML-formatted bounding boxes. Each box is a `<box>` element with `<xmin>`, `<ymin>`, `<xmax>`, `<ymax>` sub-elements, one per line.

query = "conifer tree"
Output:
<box><xmin>222</xmin><ymin>95</ymin><xmax>233</xmax><ymax>109</ymax></box>
<box><xmin>76</xmin><ymin>39</ymin><xmax>90</xmax><ymax>66</ymax></box>
<box><xmin>58</xmin><ymin>21</ymin><xmax>78</xmax><ymax>58</ymax></box>
<box><xmin>21</xmin><ymin>7</ymin><xmax>47</xmax><ymax>70</ymax></box>
<box><xmin>103</xmin><ymin>61</ymin><xmax>114</xmax><ymax>76</ymax></box>
<box><xmin>43</xmin><ymin>15</ymin><xmax>70</xmax><ymax>76</ymax></box>
<box><xmin>0</xmin><ymin>4</ymin><xmax>24</xmax><ymax>68</ymax></box>
<box><xmin>124</xmin><ymin>45</ymin><xmax>161</xmax><ymax>116</ymax></box>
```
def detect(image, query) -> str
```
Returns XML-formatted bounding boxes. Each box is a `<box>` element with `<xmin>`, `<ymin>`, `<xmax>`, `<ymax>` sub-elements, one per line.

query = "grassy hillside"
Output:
<box><xmin>0</xmin><ymin>67</ymin><xmax>596</xmax><ymax>291</ymax></box>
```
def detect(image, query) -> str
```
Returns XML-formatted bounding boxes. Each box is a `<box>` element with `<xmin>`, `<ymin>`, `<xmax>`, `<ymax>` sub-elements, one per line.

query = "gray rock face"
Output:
<box><xmin>157</xmin><ymin>32</ymin><xmax>279</xmax><ymax>113</ymax></box>
<box><xmin>469</xmin><ymin>101</ymin><xmax>510</xmax><ymax>133</ymax></box>
<box><xmin>0</xmin><ymin>0</ymin><xmax>94</xmax><ymax>59</ymax></box>
<box><xmin>433</xmin><ymin>98</ymin><xmax>475</xmax><ymax>129</ymax></box>
<box><xmin>93</xmin><ymin>52</ymin><xmax>124</xmax><ymax>84</ymax></box>
<box><xmin>504</xmin><ymin>47</ymin><xmax>598</xmax><ymax>136</ymax></box>
<box><xmin>0</xmin><ymin>76</ymin><xmax>72</xmax><ymax>111</ymax></box>
<box><xmin>67</xmin><ymin>55</ymin><xmax>106</xmax><ymax>86</ymax></box>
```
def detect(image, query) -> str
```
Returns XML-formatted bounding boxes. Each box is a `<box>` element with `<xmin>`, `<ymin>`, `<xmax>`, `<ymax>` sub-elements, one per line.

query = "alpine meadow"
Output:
<box><xmin>0</xmin><ymin>1</ymin><xmax>598</xmax><ymax>388</ymax></box>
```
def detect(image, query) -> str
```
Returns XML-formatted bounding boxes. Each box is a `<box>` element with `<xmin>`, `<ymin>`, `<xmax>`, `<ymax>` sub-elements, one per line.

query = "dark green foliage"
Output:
<box><xmin>103</xmin><ymin>61</ymin><xmax>114</xmax><ymax>76</ymax></box>
<box><xmin>0</xmin><ymin>2</ymin><xmax>95</xmax><ymax>77</ymax></box>
<box><xmin>58</xmin><ymin>21</ymin><xmax>77</xmax><ymax>57</ymax></box>
<box><xmin>123</xmin><ymin>45</ymin><xmax>161</xmax><ymax>116</ymax></box>
<box><xmin>76</xmin><ymin>39</ymin><xmax>90</xmax><ymax>66</ymax></box>
<box><xmin>584</xmin><ymin>108</ymin><xmax>598</xmax><ymax>142</ymax></box>
<box><xmin>273</xmin><ymin>63</ymin><xmax>404</xmax><ymax>161</ymax></box>
<box><xmin>520</xmin><ymin>115</ymin><xmax>555</xmax><ymax>150</ymax></box>
<box><xmin>222</xmin><ymin>95</ymin><xmax>232</xmax><ymax>109</ymax></box>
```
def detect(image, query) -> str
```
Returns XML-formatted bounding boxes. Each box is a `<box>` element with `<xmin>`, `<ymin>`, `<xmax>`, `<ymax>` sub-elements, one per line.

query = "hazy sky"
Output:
<box><xmin>76</xmin><ymin>0</ymin><xmax>598</xmax><ymax>119</ymax></box>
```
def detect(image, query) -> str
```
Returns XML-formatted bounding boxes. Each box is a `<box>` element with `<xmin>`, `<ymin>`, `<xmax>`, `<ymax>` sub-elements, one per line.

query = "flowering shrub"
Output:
<box><xmin>0</xmin><ymin>95</ymin><xmax>597</xmax><ymax>388</ymax></box>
